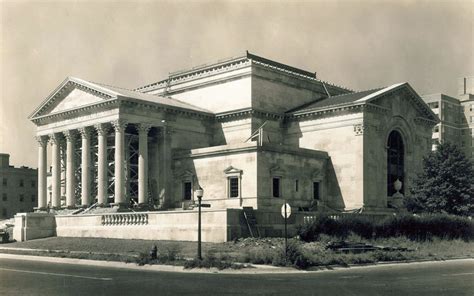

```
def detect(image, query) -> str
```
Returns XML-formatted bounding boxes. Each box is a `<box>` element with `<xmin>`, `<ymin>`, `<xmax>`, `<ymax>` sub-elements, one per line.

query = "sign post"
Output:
<box><xmin>281</xmin><ymin>201</ymin><xmax>291</xmax><ymax>263</ymax></box>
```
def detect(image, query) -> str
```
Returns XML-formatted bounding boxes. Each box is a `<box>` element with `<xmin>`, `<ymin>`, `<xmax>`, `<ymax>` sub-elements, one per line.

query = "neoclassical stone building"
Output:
<box><xmin>20</xmin><ymin>52</ymin><xmax>438</xmax><ymax>242</ymax></box>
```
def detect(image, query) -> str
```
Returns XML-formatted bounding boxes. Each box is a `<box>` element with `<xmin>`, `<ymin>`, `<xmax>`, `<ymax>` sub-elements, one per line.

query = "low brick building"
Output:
<box><xmin>0</xmin><ymin>154</ymin><xmax>37</xmax><ymax>219</ymax></box>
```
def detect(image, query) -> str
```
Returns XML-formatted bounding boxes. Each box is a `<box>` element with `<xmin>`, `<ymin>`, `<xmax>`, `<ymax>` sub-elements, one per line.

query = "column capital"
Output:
<box><xmin>112</xmin><ymin>119</ymin><xmax>128</xmax><ymax>132</ymax></box>
<box><xmin>94</xmin><ymin>123</ymin><xmax>110</xmax><ymax>136</ymax></box>
<box><xmin>62</xmin><ymin>130</ymin><xmax>78</xmax><ymax>141</ymax></box>
<box><xmin>49</xmin><ymin>133</ymin><xmax>63</xmax><ymax>146</ymax></box>
<box><xmin>35</xmin><ymin>135</ymin><xmax>49</xmax><ymax>147</ymax></box>
<box><xmin>136</xmin><ymin>123</ymin><xmax>153</xmax><ymax>135</ymax></box>
<box><xmin>78</xmin><ymin>127</ymin><xmax>92</xmax><ymax>139</ymax></box>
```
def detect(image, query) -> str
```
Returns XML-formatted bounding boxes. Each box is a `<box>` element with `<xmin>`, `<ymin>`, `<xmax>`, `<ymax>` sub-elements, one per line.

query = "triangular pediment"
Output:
<box><xmin>359</xmin><ymin>83</ymin><xmax>439</xmax><ymax>122</ymax></box>
<box><xmin>223</xmin><ymin>166</ymin><xmax>242</xmax><ymax>175</ymax></box>
<box><xmin>50</xmin><ymin>88</ymin><xmax>104</xmax><ymax>113</ymax></box>
<box><xmin>29</xmin><ymin>77</ymin><xmax>118</xmax><ymax>119</ymax></box>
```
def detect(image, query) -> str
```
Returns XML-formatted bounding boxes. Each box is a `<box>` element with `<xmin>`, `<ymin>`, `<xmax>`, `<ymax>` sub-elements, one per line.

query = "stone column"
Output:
<box><xmin>50</xmin><ymin>134</ymin><xmax>62</xmax><ymax>208</ymax></box>
<box><xmin>137</xmin><ymin>124</ymin><xmax>152</xmax><ymax>206</ymax></box>
<box><xmin>112</xmin><ymin>120</ymin><xmax>128</xmax><ymax>206</ymax></box>
<box><xmin>95</xmin><ymin>124</ymin><xmax>109</xmax><ymax>206</ymax></box>
<box><xmin>36</xmin><ymin>136</ymin><xmax>48</xmax><ymax>210</ymax></box>
<box><xmin>79</xmin><ymin>127</ymin><xmax>91</xmax><ymax>207</ymax></box>
<box><xmin>63</xmin><ymin>130</ymin><xmax>77</xmax><ymax>208</ymax></box>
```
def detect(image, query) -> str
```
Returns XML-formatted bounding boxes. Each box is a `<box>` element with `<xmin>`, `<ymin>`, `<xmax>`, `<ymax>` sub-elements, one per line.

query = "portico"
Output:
<box><xmin>29</xmin><ymin>77</ymin><xmax>212</xmax><ymax>210</ymax></box>
<box><xmin>35</xmin><ymin>120</ymin><xmax>155</xmax><ymax>209</ymax></box>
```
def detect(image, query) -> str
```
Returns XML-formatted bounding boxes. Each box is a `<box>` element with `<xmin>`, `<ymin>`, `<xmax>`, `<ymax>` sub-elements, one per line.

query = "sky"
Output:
<box><xmin>0</xmin><ymin>0</ymin><xmax>473</xmax><ymax>168</ymax></box>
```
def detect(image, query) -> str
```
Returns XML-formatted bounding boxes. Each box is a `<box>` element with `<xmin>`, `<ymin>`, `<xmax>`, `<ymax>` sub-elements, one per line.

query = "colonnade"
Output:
<box><xmin>35</xmin><ymin>120</ymin><xmax>152</xmax><ymax>209</ymax></box>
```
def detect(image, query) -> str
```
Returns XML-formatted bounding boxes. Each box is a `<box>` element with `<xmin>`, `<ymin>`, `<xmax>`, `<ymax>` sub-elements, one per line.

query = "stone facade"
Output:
<box><xmin>21</xmin><ymin>52</ymin><xmax>438</xmax><ymax>242</ymax></box>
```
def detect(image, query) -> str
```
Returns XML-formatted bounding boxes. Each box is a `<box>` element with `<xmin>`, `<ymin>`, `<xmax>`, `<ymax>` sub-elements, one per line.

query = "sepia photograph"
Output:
<box><xmin>0</xmin><ymin>0</ymin><xmax>473</xmax><ymax>295</ymax></box>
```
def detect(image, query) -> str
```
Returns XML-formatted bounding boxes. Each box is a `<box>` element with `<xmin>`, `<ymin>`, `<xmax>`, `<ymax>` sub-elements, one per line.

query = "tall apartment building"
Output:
<box><xmin>0</xmin><ymin>153</ymin><xmax>37</xmax><ymax>219</ymax></box>
<box><xmin>421</xmin><ymin>76</ymin><xmax>474</xmax><ymax>164</ymax></box>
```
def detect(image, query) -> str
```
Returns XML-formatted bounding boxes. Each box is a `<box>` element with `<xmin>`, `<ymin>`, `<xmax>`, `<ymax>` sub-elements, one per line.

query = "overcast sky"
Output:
<box><xmin>0</xmin><ymin>0</ymin><xmax>473</xmax><ymax>168</ymax></box>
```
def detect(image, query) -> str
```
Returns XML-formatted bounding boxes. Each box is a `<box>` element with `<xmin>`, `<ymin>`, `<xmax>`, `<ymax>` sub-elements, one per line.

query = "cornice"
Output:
<box><xmin>286</xmin><ymin>103</ymin><xmax>367</xmax><ymax>121</ymax></box>
<box><xmin>136</xmin><ymin>57</ymin><xmax>251</xmax><ymax>92</ymax></box>
<box><xmin>136</xmin><ymin>53</ymin><xmax>352</xmax><ymax>94</ymax></box>
<box><xmin>215</xmin><ymin>108</ymin><xmax>284</xmax><ymax>121</ymax></box>
<box><xmin>31</xmin><ymin>99</ymin><xmax>119</xmax><ymax>125</ymax></box>
<box><xmin>414</xmin><ymin>117</ymin><xmax>438</xmax><ymax>128</ymax></box>
<box><xmin>31</xmin><ymin>97</ymin><xmax>214</xmax><ymax>126</ymax></box>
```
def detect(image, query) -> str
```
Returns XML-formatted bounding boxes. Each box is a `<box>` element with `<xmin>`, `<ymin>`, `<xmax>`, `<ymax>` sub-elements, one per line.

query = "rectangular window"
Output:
<box><xmin>31</xmin><ymin>180</ymin><xmax>35</xmax><ymax>188</ymax></box>
<box><xmin>2</xmin><ymin>178</ymin><xmax>7</xmax><ymax>186</ymax></box>
<box><xmin>272</xmin><ymin>177</ymin><xmax>281</xmax><ymax>198</ymax></box>
<box><xmin>31</xmin><ymin>195</ymin><xmax>36</xmax><ymax>202</ymax></box>
<box><xmin>2</xmin><ymin>193</ymin><xmax>6</xmax><ymax>201</ymax></box>
<box><xmin>433</xmin><ymin>126</ymin><xmax>439</xmax><ymax>133</ymax></box>
<box><xmin>313</xmin><ymin>182</ymin><xmax>320</xmax><ymax>200</ymax></box>
<box><xmin>183</xmin><ymin>182</ymin><xmax>192</xmax><ymax>200</ymax></box>
<box><xmin>228</xmin><ymin>177</ymin><xmax>239</xmax><ymax>198</ymax></box>
<box><xmin>19</xmin><ymin>179</ymin><xmax>24</xmax><ymax>187</ymax></box>
<box><xmin>295</xmin><ymin>180</ymin><xmax>299</xmax><ymax>192</ymax></box>
<box><xmin>19</xmin><ymin>194</ymin><xmax>24</xmax><ymax>202</ymax></box>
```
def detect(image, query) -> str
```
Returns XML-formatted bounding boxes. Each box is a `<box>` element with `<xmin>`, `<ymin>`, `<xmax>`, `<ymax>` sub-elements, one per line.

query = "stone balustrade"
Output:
<box><xmin>101</xmin><ymin>213</ymin><xmax>149</xmax><ymax>226</ymax></box>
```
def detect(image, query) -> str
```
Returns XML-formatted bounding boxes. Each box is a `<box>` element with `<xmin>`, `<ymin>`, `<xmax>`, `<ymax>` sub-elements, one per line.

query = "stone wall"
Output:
<box><xmin>13</xmin><ymin>212</ymin><xmax>56</xmax><ymax>241</ymax></box>
<box><xmin>54</xmin><ymin>210</ymin><xmax>230</xmax><ymax>243</ymax></box>
<box><xmin>290</xmin><ymin>113</ymin><xmax>364</xmax><ymax>210</ymax></box>
<box><xmin>173</xmin><ymin>143</ymin><xmax>259</xmax><ymax>210</ymax></box>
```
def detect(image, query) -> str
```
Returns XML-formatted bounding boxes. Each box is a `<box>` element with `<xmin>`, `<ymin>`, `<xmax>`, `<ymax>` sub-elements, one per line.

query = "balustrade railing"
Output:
<box><xmin>101</xmin><ymin>213</ymin><xmax>149</xmax><ymax>226</ymax></box>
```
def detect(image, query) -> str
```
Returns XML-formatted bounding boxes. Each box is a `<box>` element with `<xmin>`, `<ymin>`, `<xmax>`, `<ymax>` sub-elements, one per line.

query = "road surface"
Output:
<box><xmin>0</xmin><ymin>257</ymin><xmax>472</xmax><ymax>295</ymax></box>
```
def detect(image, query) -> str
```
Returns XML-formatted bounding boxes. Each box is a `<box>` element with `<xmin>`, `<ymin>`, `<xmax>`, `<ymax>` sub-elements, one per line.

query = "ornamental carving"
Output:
<box><xmin>78</xmin><ymin>127</ymin><xmax>92</xmax><ymax>139</ymax></box>
<box><xmin>135</xmin><ymin>123</ymin><xmax>153</xmax><ymax>135</ymax></box>
<box><xmin>49</xmin><ymin>133</ymin><xmax>63</xmax><ymax>146</ymax></box>
<box><xmin>94</xmin><ymin>123</ymin><xmax>110</xmax><ymax>136</ymax></box>
<box><xmin>62</xmin><ymin>130</ymin><xmax>77</xmax><ymax>141</ymax></box>
<box><xmin>35</xmin><ymin>136</ymin><xmax>48</xmax><ymax>147</ymax></box>
<box><xmin>111</xmin><ymin>119</ymin><xmax>128</xmax><ymax>132</ymax></box>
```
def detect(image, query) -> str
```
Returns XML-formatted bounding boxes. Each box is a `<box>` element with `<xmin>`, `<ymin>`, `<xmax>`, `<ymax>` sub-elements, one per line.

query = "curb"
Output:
<box><xmin>0</xmin><ymin>252</ymin><xmax>299</xmax><ymax>274</ymax></box>
<box><xmin>0</xmin><ymin>246</ymin><xmax>472</xmax><ymax>274</ymax></box>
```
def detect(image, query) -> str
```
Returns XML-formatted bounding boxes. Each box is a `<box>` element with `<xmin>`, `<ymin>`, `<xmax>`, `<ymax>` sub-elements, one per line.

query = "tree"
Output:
<box><xmin>408</xmin><ymin>142</ymin><xmax>474</xmax><ymax>216</ymax></box>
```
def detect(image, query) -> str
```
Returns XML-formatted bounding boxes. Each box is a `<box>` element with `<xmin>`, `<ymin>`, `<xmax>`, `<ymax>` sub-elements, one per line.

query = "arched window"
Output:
<box><xmin>387</xmin><ymin>130</ymin><xmax>404</xmax><ymax>196</ymax></box>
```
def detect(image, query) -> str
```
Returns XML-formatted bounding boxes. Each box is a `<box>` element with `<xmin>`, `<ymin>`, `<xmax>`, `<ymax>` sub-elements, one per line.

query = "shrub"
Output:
<box><xmin>184</xmin><ymin>252</ymin><xmax>244</xmax><ymax>270</ymax></box>
<box><xmin>270</xmin><ymin>239</ymin><xmax>311</xmax><ymax>269</ymax></box>
<box><xmin>297</xmin><ymin>213</ymin><xmax>474</xmax><ymax>242</ymax></box>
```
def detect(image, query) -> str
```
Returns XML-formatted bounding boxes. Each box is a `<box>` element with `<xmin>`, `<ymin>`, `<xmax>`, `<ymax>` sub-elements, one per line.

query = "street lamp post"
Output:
<box><xmin>195</xmin><ymin>187</ymin><xmax>203</xmax><ymax>260</ymax></box>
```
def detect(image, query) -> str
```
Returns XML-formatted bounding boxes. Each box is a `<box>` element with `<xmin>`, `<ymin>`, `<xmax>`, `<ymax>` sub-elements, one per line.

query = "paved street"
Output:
<box><xmin>0</xmin><ymin>257</ymin><xmax>472</xmax><ymax>295</ymax></box>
